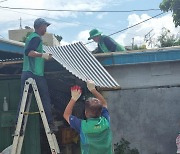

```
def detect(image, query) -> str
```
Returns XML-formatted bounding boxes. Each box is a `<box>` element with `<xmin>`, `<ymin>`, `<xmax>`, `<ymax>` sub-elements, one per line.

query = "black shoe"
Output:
<box><xmin>49</xmin><ymin>123</ymin><xmax>58</xmax><ymax>133</ymax></box>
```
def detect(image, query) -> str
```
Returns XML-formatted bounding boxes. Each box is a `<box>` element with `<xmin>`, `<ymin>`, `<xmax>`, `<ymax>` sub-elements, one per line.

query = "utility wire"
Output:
<box><xmin>0</xmin><ymin>6</ymin><xmax>161</xmax><ymax>13</ymax></box>
<box><xmin>0</xmin><ymin>0</ymin><xmax>8</xmax><ymax>3</ymax></box>
<box><xmin>85</xmin><ymin>12</ymin><xmax>165</xmax><ymax>45</ymax></box>
<box><xmin>0</xmin><ymin>6</ymin><xmax>124</xmax><ymax>31</ymax></box>
<box><xmin>109</xmin><ymin>12</ymin><xmax>164</xmax><ymax>36</ymax></box>
<box><xmin>0</xmin><ymin>34</ymin><xmax>4</xmax><ymax>38</ymax></box>
<box><xmin>0</xmin><ymin>6</ymin><xmax>165</xmax><ymax>46</ymax></box>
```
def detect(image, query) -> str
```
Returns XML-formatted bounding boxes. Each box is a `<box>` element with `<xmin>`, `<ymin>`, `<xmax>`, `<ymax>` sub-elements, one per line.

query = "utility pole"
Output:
<box><xmin>132</xmin><ymin>38</ymin><xmax>134</xmax><ymax>50</ymax></box>
<box><xmin>19</xmin><ymin>17</ymin><xmax>22</xmax><ymax>29</ymax></box>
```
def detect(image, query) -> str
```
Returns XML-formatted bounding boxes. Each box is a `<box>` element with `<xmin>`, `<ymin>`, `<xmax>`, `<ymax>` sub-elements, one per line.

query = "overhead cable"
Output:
<box><xmin>0</xmin><ymin>6</ymin><xmax>161</xmax><ymax>13</ymax></box>
<box><xmin>0</xmin><ymin>7</ymin><xmax>116</xmax><ymax>31</ymax></box>
<box><xmin>0</xmin><ymin>34</ymin><xmax>4</xmax><ymax>38</ymax></box>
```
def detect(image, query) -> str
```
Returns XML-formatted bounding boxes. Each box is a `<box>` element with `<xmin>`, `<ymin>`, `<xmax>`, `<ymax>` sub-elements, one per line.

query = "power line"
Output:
<box><xmin>0</xmin><ymin>6</ymin><xmax>161</xmax><ymax>13</ymax></box>
<box><xmin>109</xmin><ymin>13</ymin><xmax>164</xmax><ymax>36</ymax></box>
<box><xmin>0</xmin><ymin>6</ymin><xmax>165</xmax><ymax>46</ymax></box>
<box><xmin>0</xmin><ymin>7</ymin><xmax>116</xmax><ymax>31</ymax></box>
<box><xmin>0</xmin><ymin>0</ymin><xmax>8</xmax><ymax>3</ymax></box>
<box><xmin>0</xmin><ymin>5</ymin><xmax>164</xmax><ymax>33</ymax></box>
<box><xmin>0</xmin><ymin>34</ymin><xmax>5</xmax><ymax>38</ymax></box>
<box><xmin>85</xmin><ymin>12</ymin><xmax>165</xmax><ymax>45</ymax></box>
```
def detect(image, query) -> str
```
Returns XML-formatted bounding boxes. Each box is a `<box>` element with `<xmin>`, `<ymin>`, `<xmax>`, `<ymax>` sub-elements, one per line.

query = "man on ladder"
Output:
<box><xmin>16</xmin><ymin>17</ymin><xmax>58</xmax><ymax>133</ymax></box>
<box><xmin>12</xmin><ymin>18</ymin><xmax>59</xmax><ymax>154</ymax></box>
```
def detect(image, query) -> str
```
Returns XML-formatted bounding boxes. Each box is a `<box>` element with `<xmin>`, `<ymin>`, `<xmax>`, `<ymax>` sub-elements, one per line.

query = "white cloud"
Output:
<box><xmin>0</xmin><ymin>0</ymin><xmax>116</xmax><ymax>38</ymax></box>
<box><xmin>2</xmin><ymin>0</ymin><xmax>178</xmax><ymax>51</ymax></box>
<box><xmin>77</xmin><ymin>30</ymin><xmax>89</xmax><ymax>41</ymax></box>
<box><xmin>76</xmin><ymin>12</ymin><xmax>180</xmax><ymax>51</ymax></box>
<box><xmin>115</xmin><ymin>13</ymin><xmax>180</xmax><ymax>48</ymax></box>
<box><xmin>96</xmin><ymin>13</ymin><xmax>108</xmax><ymax>19</ymax></box>
<box><xmin>60</xmin><ymin>40</ymin><xmax>70</xmax><ymax>46</ymax></box>
<box><xmin>76</xmin><ymin>30</ymin><xmax>96</xmax><ymax>51</ymax></box>
<box><xmin>1</xmin><ymin>0</ymin><xmax>113</xmax><ymax>20</ymax></box>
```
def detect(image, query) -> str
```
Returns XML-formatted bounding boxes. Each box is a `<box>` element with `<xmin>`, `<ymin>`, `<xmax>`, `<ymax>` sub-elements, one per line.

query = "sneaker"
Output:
<box><xmin>49</xmin><ymin>123</ymin><xmax>58</xmax><ymax>133</ymax></box>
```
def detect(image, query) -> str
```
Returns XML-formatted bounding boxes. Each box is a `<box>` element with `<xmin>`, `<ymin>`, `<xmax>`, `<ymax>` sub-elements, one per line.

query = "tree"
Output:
<box><xmin>157</xmin><ymin>27</ymin><xmax>180</xmax><ymax>47</ymax></box>
<box><xmin>159</xmin><ymin>0</ymin><xmax>180</xmax><ymax>27</ymax></box>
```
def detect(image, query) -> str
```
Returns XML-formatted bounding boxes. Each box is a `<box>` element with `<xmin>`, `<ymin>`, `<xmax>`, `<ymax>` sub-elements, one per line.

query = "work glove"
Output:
<box><xmin>87</xmin><ymin>80</ymin><xmax>96</xmax><ymax>91</ymax></box>
<box><xmin>42</xmin><ymin>53</ymin><xmax>52</xmax><ymax>60</ymax></box>
<box><xmin>71</xmin><ymin>85</ymin><xmax>82</xmax><ymax>101</ymax></box>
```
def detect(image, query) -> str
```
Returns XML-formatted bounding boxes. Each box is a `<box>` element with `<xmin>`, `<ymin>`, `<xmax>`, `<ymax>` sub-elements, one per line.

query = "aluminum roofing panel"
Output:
<box><xmin>43</xmin><ymin>42</ymin><xmax>120</xmax><ymax>88</ymax></box>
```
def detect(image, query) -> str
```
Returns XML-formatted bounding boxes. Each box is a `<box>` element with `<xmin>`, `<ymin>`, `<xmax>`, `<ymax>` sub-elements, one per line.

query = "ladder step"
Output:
<box><xmin>23</xmin><ymin>111</ymin><xmax>40</xmax><ymax>115</ymax></box>
<box><xmin>11</xmin><ymin>78</ymin><xmax>60</xmax><ymax>154</ymax></box>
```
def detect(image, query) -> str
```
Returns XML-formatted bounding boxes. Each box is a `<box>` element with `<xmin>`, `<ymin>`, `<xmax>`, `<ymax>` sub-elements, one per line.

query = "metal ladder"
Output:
<box><xmin>11</xmin><ymin>78</ymin><xmax>60</xmax><ymax>154</ymax></box>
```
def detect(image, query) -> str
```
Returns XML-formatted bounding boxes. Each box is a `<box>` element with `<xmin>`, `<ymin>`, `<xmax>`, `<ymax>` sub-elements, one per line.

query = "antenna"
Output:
<box><xmin>132</xmin><ymin>37</ymin><xmax>134</xmax><ymax>49</ymax></box>
<box><xmin>144</xmin><ymin>29</ymin><xmax>154</xmax><ymax>48</ymax></box>
<box><xmin>19</xmin><ymin>17</ymin><xmax>22</xmax><ymax>29</ymax></box>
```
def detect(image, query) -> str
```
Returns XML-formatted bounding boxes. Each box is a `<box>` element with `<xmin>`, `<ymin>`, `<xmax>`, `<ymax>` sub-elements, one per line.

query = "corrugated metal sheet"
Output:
<box><xmin>43</xmin><ymin>42</ymin><xmax>120</xmax><ymax>89</ymax></box>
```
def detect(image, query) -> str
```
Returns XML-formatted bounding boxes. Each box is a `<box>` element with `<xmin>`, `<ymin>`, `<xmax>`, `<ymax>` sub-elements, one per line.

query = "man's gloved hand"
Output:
<box><xmin>71</xmin><ymin>85</ymin><xmax>82</xmax><ymax>101</ymax></box>
<box><xmin>87</xmin><ymin>80</ymin><xmax>96</xmax><ymax>91</ymax></box>
<box><xmin>42</xmin><ymin>53</ymin><xmax>52</xmax><ymax>60</ymax></box>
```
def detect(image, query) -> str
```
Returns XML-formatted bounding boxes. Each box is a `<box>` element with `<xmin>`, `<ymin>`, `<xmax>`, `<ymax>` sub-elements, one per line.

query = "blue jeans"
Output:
<box><xmin>17</xmin><ymin>71</ymin><xmax>53</xmax><ymax>124</ymax></box>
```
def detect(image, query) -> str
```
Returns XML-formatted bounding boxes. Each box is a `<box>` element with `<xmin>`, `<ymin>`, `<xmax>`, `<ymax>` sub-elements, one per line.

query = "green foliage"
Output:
<box><xmin>133</xmin><ymin>44</ymin><xmax>146</xmax><ymax>50</ymax></box>
<box><xmin>159</xmin><ymin>0</ymin><xmax>180</xmax><ymax>27</ymax></box>
<box><xmin>114</xmin><ymin>138</ymin><xmax>139</xmax><ymax>154</ymax></box>
<box><xmin>138</xmin><ymin>45</ymin><xmax>147</xmax><ymax>50</ymax></box>
<box><xmin>157</xmin><ymin>27</ymin><xmax>180</xmax><ymax>47</ymax></box>
<box><xmin>133</xmin><ymin>45</ymin><xmax>138</xmax><ymax>50</ymax></box>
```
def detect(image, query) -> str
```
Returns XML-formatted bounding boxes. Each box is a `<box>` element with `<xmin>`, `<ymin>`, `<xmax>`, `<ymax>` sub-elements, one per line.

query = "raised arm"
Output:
<box><xmin>63</xmin><ymin>85</ymin><xmax>82</xmax><ymax>124</ymax></box>
<box><xmin>87</xmin><ymin>80</ymin><xmax>107</xmax><ymax>108</ymax></box>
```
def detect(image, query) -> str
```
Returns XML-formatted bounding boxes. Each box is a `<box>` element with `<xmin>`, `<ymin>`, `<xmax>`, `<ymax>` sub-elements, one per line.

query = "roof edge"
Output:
<box><xmin>0</xmin><ymin>38</ymin><xmax>25</xmax><ymax>47</ymax></box>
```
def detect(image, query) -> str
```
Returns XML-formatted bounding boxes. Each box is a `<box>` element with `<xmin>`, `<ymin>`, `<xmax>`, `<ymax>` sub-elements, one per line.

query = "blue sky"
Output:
<box><xmin>0</xmin><ymin>0</ymin><xmax>180</xmax><ymax>50</ymax></box>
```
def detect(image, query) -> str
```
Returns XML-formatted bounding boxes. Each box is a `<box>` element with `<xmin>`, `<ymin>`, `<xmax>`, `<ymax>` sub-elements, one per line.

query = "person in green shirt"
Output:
<box><xmin>16</xmin><ymin>18</ymin><xmax>58</xmax><ymax>132</ymax></box>
<box><xmin>63</xmin><ymin>80</ymin><xmax>113</xmax><ymax>154</ymax></box>
<box><xmin>88</xmin><ymin>29</ymin><xmax>126</xmax><ymax>53</ymax></box>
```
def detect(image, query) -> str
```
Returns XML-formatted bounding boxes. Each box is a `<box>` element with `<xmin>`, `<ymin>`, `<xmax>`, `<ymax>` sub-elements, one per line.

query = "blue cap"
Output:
<box><xmin>34</xmin><ymin>18</ymin><xmax>51</xmax><ymax>29</ymax></box>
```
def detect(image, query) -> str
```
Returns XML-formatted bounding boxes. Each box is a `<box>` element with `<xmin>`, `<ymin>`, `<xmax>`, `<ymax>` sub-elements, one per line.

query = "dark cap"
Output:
<box><xmin>34</xmin><ymin>18</ymin><xmax>51</xmax><ymax>29</ymax></box>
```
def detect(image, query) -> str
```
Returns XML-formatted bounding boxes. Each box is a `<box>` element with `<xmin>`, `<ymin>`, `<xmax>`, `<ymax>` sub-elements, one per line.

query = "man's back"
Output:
<box><xmin>80</xmin><ymin>116</ymin><xmax>113</xmax><ymax>154</ymax></box>
<box><xmin>63</xmin><ymin>81</ymin><xmax>114</xmax><ymax>154</ymax></box>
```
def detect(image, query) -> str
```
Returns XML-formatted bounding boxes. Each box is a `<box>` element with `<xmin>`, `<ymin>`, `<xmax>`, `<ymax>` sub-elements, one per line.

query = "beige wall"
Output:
<box><xmin>8</xmin><ymin>29</ymin><xmax>60</xmax><ymax>46</ymax></box>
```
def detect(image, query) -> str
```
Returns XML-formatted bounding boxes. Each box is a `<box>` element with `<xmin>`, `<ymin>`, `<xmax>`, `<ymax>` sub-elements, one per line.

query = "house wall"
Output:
<box><xmin>102</xmin><ymin>61</ymin><xmax>180</xmax><ymax>154</ymax></box>
<box><xmin>8</xmin><ymin>29</ymin><xmax>59</xmax><ymax>46</ymax></box>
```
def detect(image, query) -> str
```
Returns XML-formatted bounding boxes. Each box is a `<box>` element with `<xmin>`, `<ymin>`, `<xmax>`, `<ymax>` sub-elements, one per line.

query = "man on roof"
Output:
<box><xmin>88</xmin><ymin>29</ymin><xmax>126</xmax><ymax>53</ymax></box>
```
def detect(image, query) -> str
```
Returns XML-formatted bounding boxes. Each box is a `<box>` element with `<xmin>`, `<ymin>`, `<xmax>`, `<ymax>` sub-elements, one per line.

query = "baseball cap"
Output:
<box><xmin>88</xmin><ymin>29</ymin><xmax>102</xmax><ymax>40</ymax></box>
<box><xmin>34</xmin><ymin>18</ymin><xmax>51</xmax><ymax>29</ymax></box>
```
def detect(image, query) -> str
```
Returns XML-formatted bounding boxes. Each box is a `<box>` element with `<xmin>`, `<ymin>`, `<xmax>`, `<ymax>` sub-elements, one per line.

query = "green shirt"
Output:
<box><xmin>69</xmin><ymin>108</ymin><xmax>113</xmax><ymax>154</ymax></box>
<box><xmin>98</xmin><ymin>35</ymin><xmax>125</xmax><ymax>53</ymax></box>
<box><xmin>22</xmin><ymin>32</ymin><xmax>45</xmax><ymax>76</ymax></box>
<box><xmin>81</xmin><ymin>117</ymin><xmax>113</xmax><ymax>154</ymax></box>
